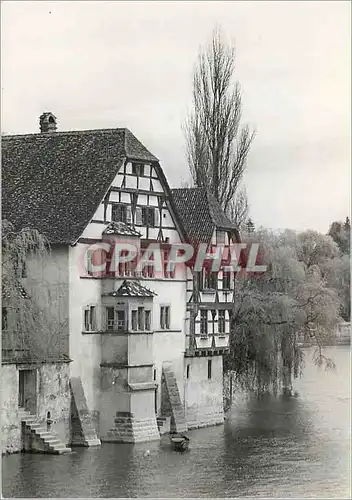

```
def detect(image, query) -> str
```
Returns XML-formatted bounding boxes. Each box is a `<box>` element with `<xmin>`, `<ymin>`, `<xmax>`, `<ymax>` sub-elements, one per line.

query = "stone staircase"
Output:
<box><xmin>19</xmin><ymin>408</ymin><xmax>71</xmax><ymax>455</ymax></box>
<box><xmin>162</xmin><ymin>365</ymin><xmax>188</xmax><ymax>433</ymax></box>
<box><xmin>70</xmin><ymin>377</ymin><xmax>101</xmax><ymax>447</ymax></box>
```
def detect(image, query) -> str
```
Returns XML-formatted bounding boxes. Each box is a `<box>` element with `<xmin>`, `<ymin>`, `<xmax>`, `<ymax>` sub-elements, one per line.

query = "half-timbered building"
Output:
<box><xmin>1</xmin><ymin>113</ymin><xmax>238</xmax><ymax>450</ymax></box>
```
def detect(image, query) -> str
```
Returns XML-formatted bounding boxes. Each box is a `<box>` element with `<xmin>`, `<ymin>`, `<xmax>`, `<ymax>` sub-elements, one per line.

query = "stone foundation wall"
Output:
<box><xmin>37</xmin><ymin>363</ymin><xmax>71</xmax><ymax>445</ymax></box>
<box><xmin>1</xmin><ymin>364</ymin><xmax>21</xmax><ymax>454</ymax></box>
<box><xmin>184</xmin><ymin>356</ymin><xmax>225</xmax><ymax>429</ymax></box>
<box><xmin>103</xmin><ymin>411</ymin><xmax>160</xmax><ymax>443</ymax></box>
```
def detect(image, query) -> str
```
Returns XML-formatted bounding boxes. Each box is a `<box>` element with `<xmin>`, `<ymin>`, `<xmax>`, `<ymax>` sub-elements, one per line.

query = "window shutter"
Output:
<box><xmin>135</xmin><ymin>207</ymin><xmax>142</xmax><ymax>225</ymax></box>
<box><xmin>126</xmin><ymin>206</ymin><xmax>132</xmax><ymax>224</ymax></box>
<box><xmin>154</xmin><ymin>208</ymin><xmax>160</xmax><ymax>228</ymax></box>
<box><xmin>165</xmin><ymin>306</ymin><xmax>170</xmax><ymax>329</ymax></box>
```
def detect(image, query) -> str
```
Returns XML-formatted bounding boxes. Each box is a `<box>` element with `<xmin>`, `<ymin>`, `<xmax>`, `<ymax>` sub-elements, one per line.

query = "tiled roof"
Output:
<box><xmin>2</xmin><ymin>128</ymin><xmax>158</xmax><ymax>244</ymax></box>
<box><xmin>104</xmin><ymin>280</ymin><xmax>157</xmax><ymax>297</ymax></box>
<box><xmin>171</xmin><ymin>188</ymin><xmax>237</xmax><ymax>244</ymax></box>
<box><xmin>102</xmin><ymin>222</ymin><xmax>141</xmax><ymax>237</ymax></box>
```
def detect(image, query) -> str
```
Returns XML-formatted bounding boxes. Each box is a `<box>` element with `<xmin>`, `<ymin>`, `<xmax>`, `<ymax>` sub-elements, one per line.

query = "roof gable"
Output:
<box><xmin>171</xmin><ymin>187</ymin><xmax>237</xmax><ymax>244</ymax></box>
<box><xmin>2</xmin><ymin>128</ymin><xmax>158</xmax><ymax>244</ymax></box>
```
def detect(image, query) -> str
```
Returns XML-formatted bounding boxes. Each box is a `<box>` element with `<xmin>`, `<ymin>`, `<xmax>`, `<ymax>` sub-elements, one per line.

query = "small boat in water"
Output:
<box><xmin>170</xmin><ymin>433</ymin><xmax>190</xmax><ymax>451</ymax></box>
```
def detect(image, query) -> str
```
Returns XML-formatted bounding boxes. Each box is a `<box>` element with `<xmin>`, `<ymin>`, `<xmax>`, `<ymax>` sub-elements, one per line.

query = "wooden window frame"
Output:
<box><xmin>111</xmin><ymin>203</ymin><xmax>127</xmax><ymax>223</ymax></box>
<box><xmin>160</xmin><ymin>305</ymin><xmax>170</xmax><ymax>330</ymax></box>
<box><xmin>145</xmin><ymin>310</ymin><xmax>151</xmax><ymax>331</ymax></box>
<box><xmin>222</xmin><ymin>270</ymin><xmax>231</xmax><ymax>290</ymax></box>
<box><xmin>131</xmin><ymin>310</ymin><xmax>137</xmax><ymax>331</ymax></box>
<box><xmin>137</xmin><ymin>307</ymin><xmax>145</xmax><ymax>331</ymax></box>
<box><xmin>84</xmin><ymin>305</ymin><xmax>97</xmax><ymax>332</ymax></box>
<box><xmin>218</xmin><ymin>310</ymin><xmax>226</xmax><ymax>334</ymax></box>
<box><xmin>141</xmin><ymin>207</ymin><xmax>156</xmax><ymax>227</ymax></box>
<box><xmin>200</xmin><ymin>310</ymin><xmax>208</xmax><ymax>335</ymax></box>
<box><xmin>132</xmin><ymin>163</ymin><xmax>144</xmax><ymax>177</ymax></box>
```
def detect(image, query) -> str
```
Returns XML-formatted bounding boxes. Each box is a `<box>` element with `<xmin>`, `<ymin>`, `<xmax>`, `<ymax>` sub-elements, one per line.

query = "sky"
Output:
<box><xmin>1</xmin><ymin>1</ymin><xmax>350</xmax><ymax>233</ymax></box>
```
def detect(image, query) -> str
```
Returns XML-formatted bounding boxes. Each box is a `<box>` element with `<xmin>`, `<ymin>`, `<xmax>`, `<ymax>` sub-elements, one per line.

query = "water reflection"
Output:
<box><xmin>2</xmin><ymin>347</ymin><xmax>350</xmax><ymax>498</ymax></box>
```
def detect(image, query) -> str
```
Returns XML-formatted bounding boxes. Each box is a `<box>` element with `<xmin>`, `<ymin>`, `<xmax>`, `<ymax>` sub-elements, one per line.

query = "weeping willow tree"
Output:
<box><xmin>2</xmin><ymin>220</ymin><xmax>67</xmax><ymax>362</ymax></box>
<box><xmin>224</xmin><ymin>228</ymin><xmax>342</xmax><ymax>398</ymax></box>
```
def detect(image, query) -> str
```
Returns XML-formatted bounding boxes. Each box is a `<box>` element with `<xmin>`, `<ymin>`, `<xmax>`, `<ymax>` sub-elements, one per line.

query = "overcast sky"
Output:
<box><xmin>2</xmin><ymin>1</ymin><xmax>350</xmax><ymax>233</ymax></box>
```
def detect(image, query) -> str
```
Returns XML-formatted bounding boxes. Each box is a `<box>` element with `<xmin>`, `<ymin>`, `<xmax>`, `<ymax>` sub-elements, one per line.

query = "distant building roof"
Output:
<box><xmin>171</xmin><ymin>187</ymin><xmax>238</xmax><ymax>244</ymax></box>
<box><xmin>2</xmin><ymin>128</ymin><xmax>158</xmax><ymax>244</ymax></box>
<box><xmin>104</xmin><ymin>280</ymin><xmax>157</xmax><ymax>298</ymax></box>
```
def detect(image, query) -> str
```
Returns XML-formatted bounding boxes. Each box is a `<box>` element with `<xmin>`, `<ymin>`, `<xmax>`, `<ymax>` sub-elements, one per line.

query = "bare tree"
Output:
<box><xmin>184</xmin><ymin>27</ymin><xmax>255</xmax><ymax>215</ymax></box>
<box><xmin>229</xmin><ymin>186</ymin><xmax>249</xmax><ymax>231</ymax></box>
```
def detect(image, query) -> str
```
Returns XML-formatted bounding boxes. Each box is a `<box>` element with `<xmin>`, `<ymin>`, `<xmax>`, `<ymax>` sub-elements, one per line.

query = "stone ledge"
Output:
<box><xmin>128</xmin><ymin>382</ymin><xmax>157</xmax><ymax>391</ymax></box>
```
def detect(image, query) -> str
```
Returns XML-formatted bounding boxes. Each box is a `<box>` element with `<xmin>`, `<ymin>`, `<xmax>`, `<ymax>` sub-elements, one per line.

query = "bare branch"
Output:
<box><xmin>184</xmin><ymin>26</ymin><xmax>255</xmax><ymax>214</ymax></box>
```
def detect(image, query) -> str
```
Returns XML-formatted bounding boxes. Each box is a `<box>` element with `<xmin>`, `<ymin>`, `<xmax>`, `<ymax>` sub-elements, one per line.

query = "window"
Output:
<box><xmin>218</xmin><ymin>310</ymin><xmax>226</xmax><ymax>334</ymax></box>
<box><xmin>142</xmin><ymin>207</ymin><xmax>155</xmax><ymax>227</ymax></box>
<box><xmin>138</xmin><ymin>307</ymin><xmax>144</xmax><ymax>330</ymax></box>
<box><xmin>216</xmin><ymin>231</ymin><xmax>226</xmax><ymax>244</ymax></box>
<box><xmin>84</xmin><ymin>306</ymin><xmax>96</xmax><ymax>331</ymax></box>
<box><xmin>132</xmin><ymin>163</ymin><xmax>144</xmax><ymax>176</ymax></box>
<box><xmin>211</xmin><ymin>310</ymin><xmax>217</xmax><ymax>333</ymax></box>
<box><xmin>117</xmin><ymin>310</ymin><xmax>125</xmax><ymax>331</ymax></box>
<box><xmin>131</xmin><ymin>308</ymin><xmax>149</xmax><ymax>331</ymax></box>
<box><xmin>186</xmin><ymin>364</ymin><xmax>190</xmax><ymax>379</ymax></box>
<box><xmin>85</xmin><ymin>249</ymin><xmax>94</xmax><ymax>276</ymax></box>
<box><xmin>132</xmin><ymin>310</ymin><xmax>137</xmax><ymax>330</ymax></box>
<box><xmin>160</xmin><ymin>306</ymin><xmax>170</xmax><ymax>329</ymax></box>
<box><xmin>135</xmin><ymin>207</ymin><xmax>143</xmax><ymax>225</ymax></box>
<box><xmin>222</xmin><ymin>270</ymin><xmax>231</xmax><ymax>290</ymax></box>
<box><xmin>106</xmin><ymin>307</ymin><xmax>115</xmax><ymax>331</ymax></box>
<box><xmin>2</xmin><ymin>307</ymin><xmax>8</xmax><ymax>330</ymax></box>
<box><xmin>118</xmin><ymin>250</ymin><xmax>132</xmax><ymax>277</ymax></box>
<box><xmin>145</xmin><ymin>310</ymin><xmax>151</xmax><ymax>330</ymax></box>
<box><xmin>200</xmin><ymin>310</ymin><xmax>208</xmax><ymax>335</ymax></box>
<box><xmin>163</xmin><ymin>249</ymin><xmax>175</xmax><ymax>279</ymax></box>
<box><xmin>142</xmin><ymin>253</ymin><xmax>154</xmax><ymax>278</ymax></box>
<box><xmin>111</xmin><ymin>204</ymin><xmax>127</xmax><ymax>223</ymax></box>
<box><xmin>204</xmin><ymin>271</ymin><xmax>217</xmax><ymax>290</ymax></box>
<box><xmin>208</xmin><ymin>360</ymin><xmax>212</xmax><ymax>379</ymax></box>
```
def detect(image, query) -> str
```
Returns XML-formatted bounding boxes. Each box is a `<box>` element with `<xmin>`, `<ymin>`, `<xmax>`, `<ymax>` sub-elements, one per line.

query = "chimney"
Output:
<box><xmin>39</xmin><ymin>112</ymin><xmax>57</xmax><ymax>133</ymax></box>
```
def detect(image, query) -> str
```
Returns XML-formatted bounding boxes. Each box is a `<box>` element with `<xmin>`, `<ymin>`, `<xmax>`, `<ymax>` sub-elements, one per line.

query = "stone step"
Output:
<box><xmin>31</xmin><ymin>428</ymin><xmax>48</xmax><ymax>434</ymax></box>
<box><xmin>52</xmin><ymin>447</ymin><xmax>72</xmax><ymax>455</ymax></box>
<box><xmin>44</xmin><ymin>437</ymin><xmax>61</xmax><ymax>445</ymax></box>
<box><xmin>22</xmin><ymin>418</ymin><xmax>38</xmax><ymax>424</ymax></box>
<box><xmin>85</xmin><ymin>439</ymin><xmax>101</xmax><ymax>447</ymax></box>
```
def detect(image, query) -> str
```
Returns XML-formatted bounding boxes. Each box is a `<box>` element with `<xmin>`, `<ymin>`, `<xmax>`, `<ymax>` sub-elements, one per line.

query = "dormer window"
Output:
<box><xmin>132</xmin><ymin>163</ymin><xmax>144</xmax><ymax>176</ymax></box>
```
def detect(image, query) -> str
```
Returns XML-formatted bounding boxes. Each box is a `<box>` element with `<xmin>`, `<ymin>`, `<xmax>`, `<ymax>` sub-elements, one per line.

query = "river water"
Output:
<box><xmin>2</xmin><ymin>346</ymin><xmax>351</xmax><ymax>498</ymax></box>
